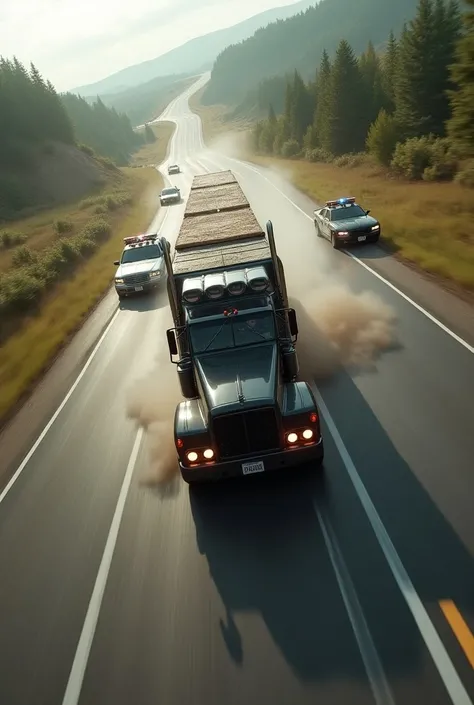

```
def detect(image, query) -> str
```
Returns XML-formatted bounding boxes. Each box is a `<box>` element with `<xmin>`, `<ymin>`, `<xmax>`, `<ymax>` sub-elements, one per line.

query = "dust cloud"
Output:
<box><xmin>292</xmin><ymin>287</ymin><xmax>397</xmax><ymax>382</ymax></box>
<box><xmin>126</xmin><ymin>313</ymin><xmax>183</xmax><ymax>491</ymax></box>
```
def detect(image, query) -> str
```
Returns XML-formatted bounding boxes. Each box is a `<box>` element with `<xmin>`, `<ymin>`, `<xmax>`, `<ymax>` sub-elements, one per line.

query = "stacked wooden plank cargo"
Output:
<box><xmin>173</xmin><ymin>170</ymin><xmax>271</xmax><ymax>275</ymax></box>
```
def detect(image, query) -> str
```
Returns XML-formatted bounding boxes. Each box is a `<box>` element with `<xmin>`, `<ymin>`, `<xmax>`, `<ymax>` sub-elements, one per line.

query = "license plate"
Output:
<box><xmin>134</xmin><ymin>286</ymin><xmax>144</xmax><ymax>291</ymax></box>
<box><xmin>358</xmin><ymin>235</ymin><xmax>366</xmax><ymax>242</ymax></box>
<box><xmin>242</xmin><ymin>460</ymin><xmax>265</xmax><ymax>475</ymax></box>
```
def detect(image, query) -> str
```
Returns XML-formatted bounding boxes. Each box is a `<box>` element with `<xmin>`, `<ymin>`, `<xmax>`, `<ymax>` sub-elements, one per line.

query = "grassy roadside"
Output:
<box><xmin>132</xmin><ymin>121</ymin><xmax>176</xmax><ymax>166</ymax></box>
<box><xmin>0</xmin><ymin>165</ymin><xmax>164</xmax><ymax>425</ymax></box>
<box><xmin>190</xmin><ymin>98</ymin><xmax>474</xmax><ymax>292</ymax></box>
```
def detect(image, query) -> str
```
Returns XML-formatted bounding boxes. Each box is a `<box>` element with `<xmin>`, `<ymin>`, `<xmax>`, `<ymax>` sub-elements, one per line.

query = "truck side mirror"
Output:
<box><xmin>166</xmin><ymin>328</ymin><xmax>178</xmax><ymax>357</ymax></box>
<box><xmin>288</xmin><ymin>308</ymin><xmax>298</xmax><ymax>337</ymax></box>
<box><xmin>113</xmin><ymin>260</ymin><xmax>119</xmax><ymax>266</ymax></box>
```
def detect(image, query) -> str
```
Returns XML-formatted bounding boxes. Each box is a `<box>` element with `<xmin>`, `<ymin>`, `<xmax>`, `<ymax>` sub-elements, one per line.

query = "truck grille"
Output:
<box><xmin>124</xmin><ymin>273</ymin><xmax>149</xmax><ymax>285</ymax></box>
<box><xmin>213</xmin><ymin>407</ymin><xmax>280</xmax><ymax>460</ymax></box>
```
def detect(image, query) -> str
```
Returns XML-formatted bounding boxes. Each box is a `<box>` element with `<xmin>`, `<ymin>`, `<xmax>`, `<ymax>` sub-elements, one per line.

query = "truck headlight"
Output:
<box><xmin>115</xmin><ymin>278</ymin><xmax>124</xmax><ymax>284</ymax></box>
<box><xmin>149</xmin><ymin>270</ymin><xmax>160</xmax><ymax>278</ymax></box>
<box><xmin>185</xmin><ymin>448</ymin><xmax>215</xmax><ymax>464</ymax></box>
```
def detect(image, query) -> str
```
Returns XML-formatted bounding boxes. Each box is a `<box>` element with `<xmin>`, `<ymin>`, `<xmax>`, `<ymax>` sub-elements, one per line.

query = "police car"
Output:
<box><xmin>313</xmin><ymin>197</ymin><xmax>381</xmax><ymax>248</ymax></box>
<box><xmin>113</xmin><ymin>233</ymin><xmax>166</xmax><ymax>298</ymax></box>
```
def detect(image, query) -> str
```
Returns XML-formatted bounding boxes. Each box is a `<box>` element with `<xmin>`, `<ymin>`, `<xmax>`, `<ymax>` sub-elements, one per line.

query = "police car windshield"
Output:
<box><xmin>121</xmin><ymin>244</ymin><xmax>162</xmax><ymax>263</ymax></box>
<box><xmin>331</xmin><ymin>204</ymin><xmax>366</xmax><ymax>220</ymax></box>
<box><xmin>190</xmin><ymin>311</ymin><xmax>275</xmax><ymax>354</ymax></box>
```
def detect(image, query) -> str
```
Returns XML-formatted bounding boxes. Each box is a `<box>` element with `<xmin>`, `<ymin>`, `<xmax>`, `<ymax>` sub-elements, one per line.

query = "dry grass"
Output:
<box><xmin>250</xmin><ymin>156</ymin><xmax>474</xmax><ymax>289</ymax></box>
<box><xmin>132</xmin><ymin>121</ymin><xmax>176</xmax><ymax>167</ymax></box>
<box><xmin>189</xmin><ymin>95</ymin><xmax>474</xmax><ymax>291</ymax></box>
<box><xmin>0</xmin><ymin>174</ymin><xmax>124</xmax><ymax>273</ymax></box>
<box><xmin>0</xmin><ymin>166</ymin><xmax>163</xmax><ymax>423</ymax></box>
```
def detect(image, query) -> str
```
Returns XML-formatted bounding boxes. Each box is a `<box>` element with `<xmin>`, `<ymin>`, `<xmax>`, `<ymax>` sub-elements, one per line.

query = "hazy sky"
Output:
<box><xmin>0</xmin><ymin>0</ymin><xmax>302</xmax><ymax>91</ymax></box>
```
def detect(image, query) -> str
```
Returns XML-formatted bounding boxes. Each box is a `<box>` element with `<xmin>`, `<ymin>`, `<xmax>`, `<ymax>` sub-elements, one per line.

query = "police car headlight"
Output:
<box><xmin>371</xmin><ymin>225</ymin><xmax>380</xmax><ymax>230</ymax></box>
<box><xmin>115</xmin><ymin>278</ymin><xmax>124</xmax><ymax>284</ymax></box>
<box><xmin>149</xmin><ymin>271</ymin><xmax>160</xmax><ymax>278</ymax></box>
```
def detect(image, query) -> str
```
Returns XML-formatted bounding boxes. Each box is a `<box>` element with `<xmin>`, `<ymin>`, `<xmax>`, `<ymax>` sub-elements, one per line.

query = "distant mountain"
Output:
<box><xmin>202</xmin><ymin>0</ymin><xmax>420</xmax><ymax>106</ymax></box>
<box><xmin>86</xmin><ymin>73</ymin><xmax>197</xmax><ymax>127</ymax></box>
<box><xmin>71</xmin><ymin>0</ymin><xmax>316</xmax><ymax>96</ymax></box>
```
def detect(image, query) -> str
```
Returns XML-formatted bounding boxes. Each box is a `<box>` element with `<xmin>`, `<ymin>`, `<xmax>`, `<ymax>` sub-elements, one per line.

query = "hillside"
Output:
<box><xmin>71</xmin><ymin>0</ymin><xmax>316</xmax><ymax>96</ymax></box>
<box><xmin>0</xmin><ymin>58</ymin><xmax>146</xmax><ymax>221</ymax></box>
<box><xmin>95</xmin><ymin>73</ymin><xmax>197</xmax><ymax>127</ymax></box>
<box><xmin>202</xmin><ymin>0</ymin><xmax>419</xmax><ymax>106</ymax></box>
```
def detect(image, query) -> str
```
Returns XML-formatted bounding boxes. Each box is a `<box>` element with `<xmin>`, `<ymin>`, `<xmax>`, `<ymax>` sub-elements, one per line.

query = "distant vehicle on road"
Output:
<box><xmin>113</xmin><ymin>234</ymin><xmax>166</xmax><ymax>298</ymax></box>
<box><xmin>313</xmin><ymin>197</ymin><xmax>381</xmax><ymax>249</ymax></box>
<box><xmin>160</xmin><ymin>186</ymin><xmax>181</xmax><ymax>205</ymax></box>
<box><xmin>168</xmin><ymin>164</ymin><xmax>180</xmax><ymax>175</ymax></box>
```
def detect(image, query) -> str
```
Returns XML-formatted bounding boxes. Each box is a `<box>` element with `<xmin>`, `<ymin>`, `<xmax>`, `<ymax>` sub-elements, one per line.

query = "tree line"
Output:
<box><xmin>203</xmin><ymin>0</ymin><xmax>419</xmax><ymax>106</ymax></box>
<box><xmin>252</xmin><ymin>0</ymin><xmax>474</xmax><ymax>184</ymax></box>
<box><xmin>60</xmin><ymin>93</ymin><xmax>143</xmax><ymax>166</ymax></box>
<box><xmin>0</xmin><ymin>57</ymin><xmax>144</xmax><ymax>172</ymax></box>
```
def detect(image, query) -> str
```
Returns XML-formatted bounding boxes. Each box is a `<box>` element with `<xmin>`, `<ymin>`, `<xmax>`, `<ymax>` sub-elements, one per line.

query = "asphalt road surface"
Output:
<box><xmin>0</xmin><ymin>75</ymin><xmax>473</xmax><ymax>705</ymax></box>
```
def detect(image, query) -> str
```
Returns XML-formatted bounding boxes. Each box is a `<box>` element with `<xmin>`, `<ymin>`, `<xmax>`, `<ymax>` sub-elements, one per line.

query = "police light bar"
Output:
<box><xmin>326</xmin><ymin>197</ymin><xmax>356</xmax><ymax>207</ymax></box>
<box><xmin>123</xmin><ymin>233</ymin><xmax>157</xmax><ymax>245</ymax></box>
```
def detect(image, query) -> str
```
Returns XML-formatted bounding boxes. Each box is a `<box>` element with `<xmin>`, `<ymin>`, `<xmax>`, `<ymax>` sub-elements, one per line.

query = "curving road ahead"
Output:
<box><xmin>0</xmin><ymin>75</ymin><xmax>473</xmax><ymax>705</ymax></box>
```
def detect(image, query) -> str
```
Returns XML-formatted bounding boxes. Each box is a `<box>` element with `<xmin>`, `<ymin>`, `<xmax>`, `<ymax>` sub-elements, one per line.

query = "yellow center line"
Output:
<box><xmin>439</xmin><ymin>600</ymin><xmax>474</xmax><ymax>669</ymax></box>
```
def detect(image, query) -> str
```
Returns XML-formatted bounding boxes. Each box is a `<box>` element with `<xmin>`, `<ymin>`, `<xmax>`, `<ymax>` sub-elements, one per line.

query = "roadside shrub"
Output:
<box><xmin>455</xmin><ymin>161</ymin><xmax>474</xmax><ymax>188</ymax></box>
<box><xmin>78</xmin><ymin>143</ymin><xmax>95</xmax><ymax>156</ymax></box>
<box><xmin>366</xmin><ymin>109</ymin><xmax>400</xmax><ymax>166</ymax></box>
<box><xmin>53</xmin><ymin>219</ymin><xmax>74</xmax><ymax>234</ymax></box>
<box><xmin>305</xmin><ymin>148</ymin><xmax>333</xmax><ymax>163</ymax></box>
<box><xmin>0</xmin><ymin>270</ymin><xmax>45</xmax><ymax>314</ymax></box>
<box><xmin>79</xmin><ymin>195</ymin><xmax>101</xmax><ymax>209</ymax></box>
<box><xmin>94</xmin><ymin>204</ymin><xmax>107</xmax><ymax>214</ymax></box>
<box><xmin>333</xmin><ymin>152</ymin><xmax>366</xmax><ymax>168</ymax></box>
<box><xmin>0</xmin><ymin>230</ymin><xmax>27</xmax><ymax>249</ymax></box>
<box><xmin>12</xmin><ymin>246</ymin><xmax>38</xmax><ymax>267</ymax></box>
<box><xmin>391</xmin><ymin>135</ymin><xmax>457</xmax><ymax>181</ymax></box>
<box><xmin>81</xmin><ymin>217</ymin><xmax>111</xmax><ymax>241</ymax></box>
<box><xmin>97</xmin><ymin>155</ymin><xmax>118</xmax><ymax>170</ymax></box>
<box><xmin>280</xmin><ymin>139</ymin><xmax>301</xmax><ymax>158</ymax></box>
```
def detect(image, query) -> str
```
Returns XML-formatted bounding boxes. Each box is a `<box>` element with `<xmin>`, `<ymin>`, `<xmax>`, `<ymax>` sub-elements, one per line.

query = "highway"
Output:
<box><xmin>0</xmin><ymin>74</ymin><xmax>473</xmax><ymax>705</ymax></box>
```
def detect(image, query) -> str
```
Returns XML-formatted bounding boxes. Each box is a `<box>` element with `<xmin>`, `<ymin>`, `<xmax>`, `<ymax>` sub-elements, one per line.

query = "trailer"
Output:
<box><xmin>160</xmin><ymin>170</ymin><xmax>324</xmax><ymax>483</ymax></box>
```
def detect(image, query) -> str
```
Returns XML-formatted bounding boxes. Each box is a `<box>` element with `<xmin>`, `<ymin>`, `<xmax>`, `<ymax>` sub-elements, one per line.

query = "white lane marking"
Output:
<box><xmin>315</xmin><ymin>503</ymin><xmax>396</xmax><ymax>705</ymax></box>
<box><xmin>61</xmin><ymin>428</ymin><xmax>143</xmax><ymax>705</ymax></box>
<box><xmin>0</xmin><ymin>308</ymin><xmax>120</xmax><ymax>505</ymax></box>
<box><xmin>314</xmin><ymin>389</ymin><xmax>473</xmax><ymax>705</ymax></box>
<box><xmin>0</xmin><ymin>116</ymin><xmax>183</xmax><ymax>505</ymax></box>
<box><xmin>200</xmin><ymin>151</ymin><xmax>474</xmax><ymax>355</ymax></box>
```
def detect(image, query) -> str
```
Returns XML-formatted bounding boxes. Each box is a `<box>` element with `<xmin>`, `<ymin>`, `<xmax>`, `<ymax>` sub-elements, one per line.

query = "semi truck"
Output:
<box><xmin>160</xmin><ymin>170</ymin><xmax>324</xmax><ymax>483</ymax></box>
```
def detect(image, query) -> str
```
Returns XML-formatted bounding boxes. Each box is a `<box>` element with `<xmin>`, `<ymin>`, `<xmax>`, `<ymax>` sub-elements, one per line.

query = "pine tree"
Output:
<box><xmin>395</xmin><ymin>0</ymin><xmax>439</xmax><ymax>137</ymax></box>
<box><xmin>381</xmin><ymin>31</ymin><xmax>398</xmax><ymax>112</ymax></box>
<box><xmin>431</xmin><ymin>0</ymin><xmax>462</xmax><ymax>134</ymax></box>
<box><xmin>359</xmin><ymin>41</ymin><xmax>386</xmax><ymax>131</ymax></box>
<box><xmin>447</xmin><ymin>0</ymin><xmax>474</xmax><ymax>155</ymax></box>
<box><xmin>144</xmin><ymin>124</ymin><xmax>156</xmax><ymax>142</ymax></box>
<box><xmin>288</xmin><ymin>70</ymin><xmax>313</xmax><ymax>145</ymax></box>
<box><xmin>325</xmin><ymin>40</ymin><xmax>366</xmax><ymax>155</ymax></box>
<box><xmin>313</xmin><ymin>50</ymin><xmax>332</xmax><ymax>150</ymax></box>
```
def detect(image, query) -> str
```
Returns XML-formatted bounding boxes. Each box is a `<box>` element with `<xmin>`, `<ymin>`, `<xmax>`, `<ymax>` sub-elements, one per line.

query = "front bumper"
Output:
<box><xmin>333</xmin><ymin>228</ymin><xmax>381</xmax><ymax>245</ymax></box>
<box><xmin>160</xmin><ymin>197</ymin><xmax>180</xmax><ymax>205</ymax></box>
<box><xmin>115</xmin><ymin>276</ymin><xmax>162</xmax><ymax>296</ymax></box>
<box><xmin>180</xmin><ymin>438</ymin><xmax>324</xmax><ymax>483</ymax></box>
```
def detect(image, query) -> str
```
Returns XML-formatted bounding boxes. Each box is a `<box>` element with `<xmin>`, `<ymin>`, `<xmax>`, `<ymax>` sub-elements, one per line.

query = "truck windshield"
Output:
<box><xmin>121</xmin><ymin>244</ymin><xmax>162</xmax><ymax>263</ymax></box>
<box><xmin>190</xmin><ymin>311</ymin><xmax>275</xmax><ymax>354</ymax></box>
